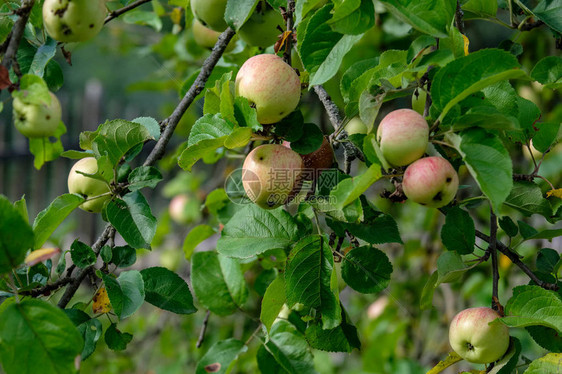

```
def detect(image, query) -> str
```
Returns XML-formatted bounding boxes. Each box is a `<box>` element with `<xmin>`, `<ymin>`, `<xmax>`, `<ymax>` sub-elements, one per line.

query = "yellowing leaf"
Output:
<box><xmin>546</xmin><ymin>188</ymin><xmax>562</xmax><ymax>199</ymax></box>
<box><xmin>92</xmin><ymin>287</ymin><xmax>112</xmax><ymax>314</ymax></box>
<box><xmin>171</xmin><ymin>7</ymin><xmax>182</xmax><ymax>25</ymax></box>
<box><xmin>25</xmin><ymin>247</ymin><xmax>60</xmax><ymax>267</ymax></box>
<box><xmin>462</xmin><ymin>34</ymin><xmax>470</xmax><ymax>56</ymax></box>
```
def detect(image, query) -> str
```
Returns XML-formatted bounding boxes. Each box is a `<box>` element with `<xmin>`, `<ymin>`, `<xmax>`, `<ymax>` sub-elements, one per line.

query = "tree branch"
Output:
<box><xmin>475</xmin><ymin>230</ymin><xmax>559</xmax><ymax>291</ymax></box>
<box><xmin>454</xmin><ymin>0</ymin><xmax>465</xmax><ymax>35</ymax></box>
<box><xmin>1</xmin><ymin>0</ymin><xmax>35</xmax><ymax>71</ymax></box>
<box><xmin>489</xmin><ymin>210</ymin><xmax>500</xmax><ymax>310</ymax></box>
<box><xmin>105</xmin><ymin>0</ymin><xmax>153</xmax><ymax>24</ymax></box>
<box><xmin>196</xmin><ymin>310</ymin><xmax>211</xmax><ymax>348</ymax></box>
<box><xmin>144</xmin><ymin>27</ymin><xmax>236</xmax><ymax>167</ymax></box>
<box><xmin>283</xmin><ymin>0</ymin><xmax>295</xmax><ymax>65</ymax></box>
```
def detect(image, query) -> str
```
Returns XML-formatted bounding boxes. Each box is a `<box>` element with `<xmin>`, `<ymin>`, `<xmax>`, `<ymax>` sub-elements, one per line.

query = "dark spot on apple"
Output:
<box><xmin>432</xmin><ymin>192</ymin><xmax>442</xmax><ymax>201</ymax></box>
<box><xmin>90</xmin><ymin>24</ymin><xmax>94</xmax><ymax>28</ymax></box>
<box><xmin>466</xmin><ymin>342</ymin><xmax>475</xmax><ymax>351</ymax></box>
<box><xmin>446</xmin><ymin>177</ymin><xmax>452</xmax><ymax>183</ymax></box>
<box><xmin>259</xmin><ymin>157</ymin><xmax>264</xmax><ymax>161</ymax></box>
<box><xmin>46</xmin><ymin>115</ymin><xmax>51</xmax><ymax>120</ymax></box>
<box><xmin>267</xmin><ymin>200</ymin><xmax>275</xmax><ymax>207</ymax></box>
<box><xmin>61</xmin><ymin>24</ymin><xmax>72</xmax><ymax>35</ymax></box>
<box><xmin>420</xmin><ymin>202</ymin><xmax>426</xmax><ymax>206</ymax></box>
<box><xmin>279</xmin><ymin>111</ymin><xmax>284</xmax><ymax>115</ymax></box>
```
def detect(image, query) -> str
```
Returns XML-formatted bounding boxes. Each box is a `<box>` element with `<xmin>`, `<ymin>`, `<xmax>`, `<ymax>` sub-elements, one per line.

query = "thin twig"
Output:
<box><xmin>454</xmin><ymin>0</ymin><xmax>465</xmax><ymax>35</ymax></box>
<box><xmin>21</xmin><ymin>277</ymin><xmax>73</xmax><ymax>297</ymax></box>
<box><xmin>196</xmin><ymin>310</ymin><xmax>211</xmax><ymax>348</ymax></box>
<box><xmin>489</xmin><ymin>210</ymin><xmax>500</xmax><ymax>310</ymax></box>
<box><xmin>283</xmin><ymin>0</ymin><xmax>295</xmax><ymax>65</ymax></box>
<box><xmin>105</xmin><ymin>0</ymin><xmax>153</xmax><ymax>24</ymax></box>
<box><xmin>1</xmin><ymin>0</ymin><xmax>35</xmax><ymax>71</ymax></box>
<box><xmin>475</xmin><ymin>230</ymin><xmax>559</xmax><ymax>291</ymax></box>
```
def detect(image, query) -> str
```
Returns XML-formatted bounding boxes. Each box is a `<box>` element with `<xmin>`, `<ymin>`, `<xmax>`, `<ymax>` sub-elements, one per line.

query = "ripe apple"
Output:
<box><xmin>13</xmin><ymin>92</ymin><xmax>61</xmax><ymax>138</ymax></box>
<box><xmin>67</xmin><ymin>157</ymin><xmax>111</xmax><ymax>213</ymax></box>
<box><xmin>192</xmin><ymin>19</ymin><xmax>236</xmax><ymax>52</ymax></box>
<box><xmin>402</xmin><ymin>156</ymin><xmax>458</xmax><ymax>208</ymax></box>
<box><xmin>346</xmin><ymin>117</ymin><xmax>368</xmax><ymax>135</ymax></box>
<box><xmin>235</xmin><ymin>54</ymin><xmax>301</xmax><ymax>124</ymax></box>
<box><xmin>411</xmin><ymin>88</ymin><xmax>427</xmax><ymax>115</ymax></box>
<box><xmin>377</xmin><ymin>109</ymin><xmax>429</xmax><ymax>166</ymax></box>
<box><xmin>169</xmin><ymin>194</ymin><xmax>202</xmax><ymax>225</ymax></box>
<box><xmin>283</xmin><ymin>136</ymin><xmax>334</xmax><ymax>180</ymax></box>
<box><xmin>43</xmin><ymin>0</ymin><xmax>107</xmax><ymax>43</ymax></box>
<box><xmin>191</xmin><ymin>0</ymin><xmax>227</xmax><ymax>32</ymax></box>
<box><xmin>242</xmin><ymin>144</ymin><xmax>303</xmax><ymax>209</ymax></box>
<box><xmin>449</xmin><ymin>307</ymin><xmax>510</xmax><ymax>364</ymax></box>
<box><xmin>238</xmin><ymin>5</ymin><xmax>283</xmax><ymax>48</ymax></box>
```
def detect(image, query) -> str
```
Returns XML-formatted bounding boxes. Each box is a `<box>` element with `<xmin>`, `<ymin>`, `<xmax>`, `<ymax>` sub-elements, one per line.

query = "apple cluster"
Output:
<box><xmin>375</xmin><ymin>108</ymin><xmax>459</xmax><ymax>208</ymax></box>
<box><xmin>191</xmin><ymin>0</ymin><xmax>283</xmax><ymax>50</ymax></box>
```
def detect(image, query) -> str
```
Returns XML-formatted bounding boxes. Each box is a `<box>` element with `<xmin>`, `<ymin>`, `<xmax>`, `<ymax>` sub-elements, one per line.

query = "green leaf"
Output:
<box><xmin>225</xmin><ymin>0</ymin><xmax>258</xmax><ymax>30</ymax></box>
<box><xmin>0</xmin><ymin>299</ymin><xmax>83</xmax><ymax>374</ymax></box>
<box><xmin>191</xmin><ymin>251</ymin><xmax>248</xmax><ymax>316</ymax></box>
<box><xmin>420</xmin><ymin>271</ymin><xmax>439</xmax><ymax>310</ymax></box>
<box><xmin>178</xmin><ymin>137</ymin><xmax>228</xmax><ymax>171</ymax></box>
<box><xmin>233</xmin><ymin>96</ymin><xmax>262</xmax><ymax>131</ymax></box>
<box><xmin>273</xmin><ymin>110</ymin><xmax>305</xmax><ymax>142</ymax></box>
<box><xmin>536</xmin><ymin>249</ymin><xmax>560</xmax><ymax>274</ymax></box>
<box><xmin>504</xmin><ymin>181</ymin><xmax>552</xmax><ymax>219</ymax></box>
<box><xmin>122</xmin><ymin>9</ymin><xmax>162</xmax><ymax>31</ymax></box>
<box><xmin>502</xmin><ymin>285</ymin><xmax>562</xmax><ymax>332</ymax></box>
<box><xmin>297</xmin><ymin>4</ymin><xmax>363</xmax><ymax>86</ymax></box>
<box><xmin>261</xmin><ymin>276</ymin><xmax>286</xmax><ymax>332</ymax></box>
<box><xmin>448</xmin><ymin>128</ymin><xmax>512</xmax><ymax>213</ymax></box>
<box><xmin>0</xmin><ymin>195</ymin><xmax>34</xmax><ymax>274</ymax></box>
<box><xmin>104</xmin><ymin>323</ymin><xmax>133</xmax><ymax>351</ymax></box>
<box><xmin>523</xmin><ymin>353</ymin><xmax>562</xmax><ymax>374</ymax></box>
<box><xmin>532</xmin><ymin>122</ymin><xmax>561</xmax><ymax>153</ymax></box>
<box><xmin>452</xmin><ymin>106</ymin><xmax>520</xmax><ymax>131</ymax></box>
<box><xmin>111</xmin><ymin>245</ymin><xmax>137</xmax><ymax>268</ymax></box>
<box><xmin>436</xmin><ymin>251</ymin><xmax>469</xmax><ymax>285</ymax></box>
<box><xmin>28</xmin><ymin>122</ymin><xmax>67</xmax><ymax>170</ymax></box>
<box><xmin>224</xmin><ymin>127</ymin><xmax>252</xmax><ymax>149</ymax></box>
<box><xmin>128</xmin><ymin>166</ymin><xmax>163</xmax><ymax>191</ymax></box>
<box><xmin>330</xmin><ymin>164</ymin><xmax>382</xmax><ymax>209</ymax></box>
<box><xmin>285</xmin><ymin>235</ymin><xmax>341</xmax><ymax>329</ymax></box>
<box><xmin>531</xmin><ymin>56</ymin><xmax>562</xmax><ymax>89</ymax></box>
<box><xmin>488</xmin><ymin>337</ymin><xmax>522</xmax><ymax>374</ymax></box>
<box><xmin>196</xmin><ymin>338</ymin><xmax>248</xmax><ymax>374</ymax></box>
<box><xmin>329</xmin><ymin>0</ymin><xmax>375</xmax><ymax>35</ymax></box>
<box><xmin>76</xmin><ymin>318</ymin><xmax>102</xmax><ymax>360</ymax></box>
<box><xmin>532</xmin><ymin>0</ymin><xmax>562</xmax><ymax>34</ymax></box>
<box><xmin>28</xmin><ymin>38</ymin><xmax>57</xmax><ymax>78</ymax></box>
<box><xmin>326</xmin><ymin>214</ymin><xmax>403</xmax><ymax>245</ymax></box>
<box><xmin>431</xmin><ymin>49</ymin><xmax>527</xmax><ymax>122</ymax></box>
<box><xmin>462</xmin><ymin>0</ymin><xmax>497</xmax><ymax>17</ymax></box>
<box><xmin>341</xmin><ymin>246</ymin><xmax>393</xmax><ymax>294</ymax></box>
<box><xmin>259</xmin><ymin>320</ymin><xmax>316</xmax><ymax>374</ymax></box>
<box><xmin>499</xmin><ymin>216</ymin><xmax>518</xmax><ymax>237</ymax></box>
<box><xmin>217</xmin><ymin>205</ymin><xmax>299</xmax><ymax>259</ymax></box>
<box><xmin>101</xmin><ymin>271</ymin><xmax>145</xmax><ymax>320</ymax></box>
<box><xmin>341</xmin><ymin>58</ymin><xmax>378</xmax><ymax>103</ymax></box>
<box><xmin>141</xmin><ymin>267</ymin><xmax>197</xmax><ymax>315</ymax></box>
<box><xmin>70</xmin><ymin>239</ymin><xmax>96</xmax><ymax>269</ymax></box>
<box><xmin>89</xmin><ymin>119</ymin><xmax>154</xmax><ymax>167</ymax></box>
<box><xmin>189</xmin><ymin>106</ymin><xmax>234</xmax><ymax>148</ymax></box>
<box><xmin>304</xmin><ymin>310</ymin><xmax>361</xmax><ymax>352</ymax></box>
<box><xmin>132</xmin><ymin>116</ymin><xmax>161</xmax><ymax>140</ymax></box>
<box><xmin>106</xmin><ymin>191</ymin><xmax>157</xmax><ymax>249</ymax></box>
<box><xmin>380</xmin><ymin>0</ymin><xmax>456</xmax><ymax>38</ymax></box>
<box><xmin>441</xmin><ymin>207</ymin><xmax>475</xmax><ymax>254</ymax></box>
<box><xmin>183</xmin><ymin>225</ymin><xmax>216</xmax><ymax>260</ymax></box>
<box><xmin>289</xmin><ymin>122</ymin><xmax>324</xmax><ymax>154</ymax></box>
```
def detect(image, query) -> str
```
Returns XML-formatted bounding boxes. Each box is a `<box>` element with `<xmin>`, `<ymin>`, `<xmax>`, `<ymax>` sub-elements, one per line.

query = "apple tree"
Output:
<box><xmin>0</xmin><ymin>0</ymin><xmax>561</xmax><ymax>373</ymax></box>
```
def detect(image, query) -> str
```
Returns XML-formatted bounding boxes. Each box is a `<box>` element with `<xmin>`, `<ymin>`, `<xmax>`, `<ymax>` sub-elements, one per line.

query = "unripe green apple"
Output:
<box><xmin>449</xmin><ymin>307</ymin><xmax>510</xmax><ymax>364</ymax></box>
<box><xmin>191</xmin><ymin>0</ymin><xmax>227</xmax><ymax>32</ymax></box>
<box><xmin>346</xmin><ymin>117</ymin><xmax>368</xmax><ymax>135</ymax></box>
<box><xmin>235</xmin><ymin>54</ymin><xmax>301</xmax><ymax>124</ymax></box>
<box><xmin>169</xmin><ymin>194</ymin><xmax>202</xmax><ymax>225</ymax></box>
<box><xmin>411</xmin><ymin>89</ymin><xmax>427</xmax><ymax>115</ymax></box>
<box><xmin>67</xmin><ymin>158</ymin><xmax>111</xmax><ymax>213</ymax></box>
<box><xmin>242</xmin><ymin>144</ymin><xmax>303</xmax><ymax>209</ymax></box>
<box><xmin>377</xmin><ymin>109</ymin><xmax>429</xmax><ymax>167</ymax></box>
<box><xmin>13</xmin><ymin>92</ymin><xmax>61</xmax><ymax>138</ymax></box>
<box><xmin>238</xmin><ymin>5</ymin><xmax>283</xmax><ymax>48</ymax></box>
<box><xmin>192</xmin><ymin>18</ymin><xmax>236</xmax><ymax>52</ymax></box>
<box><xmin>402</xmin><ymin>156</ymin><xmax>458</xmax><ymax>208</ymax></box>
<box><xmin>43</xmin><ymin>0</ymin><xmax>107</xmax><ymax>43</ymax></box>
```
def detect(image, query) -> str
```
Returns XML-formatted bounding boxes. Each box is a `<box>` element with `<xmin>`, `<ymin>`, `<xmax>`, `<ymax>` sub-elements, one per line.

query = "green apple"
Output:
<box><xmin>411</xmin><ymin>88</ymin><xmax>427</xmax><ymax>115</ymax></box>
<box><xmin>242</xmin><ymin>144</ymin><xmax>303</xmax><ymax>209</ymax></box>
<box><xmin>169</xmin><ymin>194</ymin><xmax>202</xmax><ymax>225</ymax></box>
<box><xmin>238</xmin><ymin>5</ymin><xmax>283</xmax><ymax>48</ymax></box>
<box><xmin>67</xmin><ymin>157</ymin><xmax>111</xmax><ymax>213</ymax></box>
<box><xmin>402</xmin><ymin>156</ymin><xmax>458</xmax><ymax>208</ymax></box>
<box><xmin>13</xmin><ymin>92</ymin><xmax>61</xmax><ymax>138</ymax></box>
<box><xmin>235</xmin><ymin>54</ymin><xmax>301</xmax><ymax>124</ymax></box>
<box><xmin>449</xmin><ymin>307</ymin><xmax>510</xmax><ymax>364</ymax></box>
<box><xmin>191</xmin><ymin>0</ymin><xmax>227</xmax><ymax>32</ymax></box>
<box><xmin>377</xmin><ymin>109</ymin><xmax>429</xmax><ymax>167</ymax></box>
<box><xmin>43</xmin><ymin>0</ymin><xmax>107</xmax><ymax>43</ymax></box>
<box><xmin>346</xmin><ymin>117</ymin><xmax>368</xmax><ymax>135</ymax></box>
<box><xmin>192</xmin><ymin>18</ymin><xmax>236</xmax><ymax>51</ymax></box>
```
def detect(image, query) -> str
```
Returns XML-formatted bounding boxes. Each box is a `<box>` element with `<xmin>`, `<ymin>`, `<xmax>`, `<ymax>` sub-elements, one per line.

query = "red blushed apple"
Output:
<box><xmin>377</xmin><ymin>108</ymin><xmax>429</xmax><ymax>167</ymax></box>
<box><xmin>402</xmin><ymin>156</ymin><xmax>458</xmax><ymax>208</ymax></box>
<box><xmin>235</xmin><ymin>54</ymin><xmax>301</xmax><ymax>124</ymax></box>
<box><xmin>449</xmin><ymin>307</ymin><xmax>510</xmax><ymax>364</ymax></box>
<box><xmin>242</xmin><ymin>144</ymin><xmax>303</xmax><ymax>209</ymax></box>
<box><xmin>283</xmin><ymin>137</ymin><xmax>334</xmax><ymax>180</ymax></box>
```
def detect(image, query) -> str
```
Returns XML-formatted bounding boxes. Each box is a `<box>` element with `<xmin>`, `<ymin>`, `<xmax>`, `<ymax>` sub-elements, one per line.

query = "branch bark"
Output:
<box><xmin>1</xmin><ymin>0</ymin><xmax>35</xmax><ymax>71</ymax></box>
<box><xmin>283</xmin><ymin>0</ymin><xmax>296</xmax><ymax>65</ymax></box>
<box><xmin>489</xmin><ymin>210</ymin><xmax>500</xmax><ymax>310</ymax></box>
<box><xmin>105</xmin><ymin>0</ymin><xmax>153</xmax><ymax>24</ymax></box>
